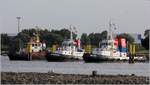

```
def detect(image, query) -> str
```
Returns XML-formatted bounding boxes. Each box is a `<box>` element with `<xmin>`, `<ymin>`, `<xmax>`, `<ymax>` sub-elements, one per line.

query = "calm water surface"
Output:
<box><xmin>1</xmin><ymin>56</ymin><xmax>149</xmax><ymax>76</ymax></box>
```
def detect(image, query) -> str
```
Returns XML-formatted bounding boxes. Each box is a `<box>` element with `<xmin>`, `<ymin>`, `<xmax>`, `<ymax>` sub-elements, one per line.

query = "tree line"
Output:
<box><xmin>141</xmin><ymin>29</ymin><xmax>149</xmax><ymax>50</ymax></box>
<box><xmin>1</xmin><ymin>27</ymin><xmax>149</xmax><ymax>52</ymax></box>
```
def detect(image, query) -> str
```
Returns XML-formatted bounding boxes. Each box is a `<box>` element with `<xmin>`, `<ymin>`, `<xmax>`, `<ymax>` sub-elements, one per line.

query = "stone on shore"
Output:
<box><xmin>1</xmin><ymin>72</ymin><xmax>149</xmax><ymax>84</ymax></box>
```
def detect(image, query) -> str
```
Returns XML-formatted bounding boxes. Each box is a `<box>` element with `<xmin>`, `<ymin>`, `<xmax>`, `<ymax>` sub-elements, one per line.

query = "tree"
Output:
<box><xmin>15</xmin><ymin>28</ymin><xmax>75</xmax><ymax>47</ymax></box>
<box><xmin>1</xmin><ymin>33</ymin><xmax>10</xmax><ymax>46</ymax></box>
<box><xmin>88</xmin><ymin>30</ymin><xmax>108</xmax><ymax>47</ymax></box>
<box><xmin>51</xmin><ymin>28</ymin><xmax>77</xmax><ymax>40</ymax></box>
<box><xmin>88</xmin><ymin>33</ymin><xmax>95</xmax><ymax>46</ymax></box>
<box><xmin>1</xmin><ymin>33</ymin><xmax>11</xmax><ymax>51</ymax></box>
<box><xmin>116</xmin><ymin>33</ymin><xmax>134</xmax><ymax>44</ymax></box>
<box><xmin>141</xmin><ymin>29</ymin><xmax>149</xmax><ymax>50</ymax></box>
<box><xmin>144</xmin><ymin>29</ymin><xmax>150</xmax><ymax>37</ymax></box>
<box><xmin>93</xmin><ymin>33</ymin><xmax>101</xmax><ymax>46</ymax></box>
<box><xmin>100</xmin><ymin>30</ymin><xmax>107</xmax><ymax>41</ymax></box>
<box><xmin>46</xmin><ymin>33</ymin><xmax>63</xmax><ymax>46</ymax></box>
<box><xmin>81</xmin><ymin>33</ymin><xmax>90</xmax><ymax>45</ymax></box>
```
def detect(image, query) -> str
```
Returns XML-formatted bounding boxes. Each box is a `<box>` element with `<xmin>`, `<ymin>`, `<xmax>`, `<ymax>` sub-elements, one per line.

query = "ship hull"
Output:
<box><xmin>46</xmin><ymin>52</ymin><xmax>82</xmax><ymax>62</ymax></box>
<box><xmin>82</xmin><ymin>53</ymin><xmax>129</xmax><ymax>62</ymax></box>
<box><xmin>8</xmin><ymin>52</ymin><xmax>30</xmax><ymax>61</ymax></box>
<box><xmin>8</xmin><ymin>51</ymin><xmax>47</xmax><ymax>61</ymax></box>
<box><xmin>30</xmin><ymin>51</ymin><xmax>47</xmax><ymax>60</ymax></box>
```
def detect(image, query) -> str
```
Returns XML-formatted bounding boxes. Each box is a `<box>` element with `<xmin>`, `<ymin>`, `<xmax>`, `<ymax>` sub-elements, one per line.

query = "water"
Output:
<box><xmin>1</xmin><ymin>56</ymin><xmax>149</xmax><ymax>76</ymax></box>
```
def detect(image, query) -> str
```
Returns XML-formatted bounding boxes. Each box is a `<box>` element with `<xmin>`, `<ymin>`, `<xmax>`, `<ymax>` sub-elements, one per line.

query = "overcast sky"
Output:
<box><xmin>0</xmin><ymin>0</ymin><xmax>150</xmax><ymax>37</ymax></box>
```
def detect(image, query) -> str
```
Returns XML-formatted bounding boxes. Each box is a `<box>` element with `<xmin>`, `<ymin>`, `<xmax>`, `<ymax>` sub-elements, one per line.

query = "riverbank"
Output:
<box><xmin>1</xmin><ymin>55</ymin><xmax>149</xmax><ymax>63</ymax></box>
<box><xmin>1</xmin><ymin>72</ymin><xmax>149</xmax><ymax>84</ymax></box>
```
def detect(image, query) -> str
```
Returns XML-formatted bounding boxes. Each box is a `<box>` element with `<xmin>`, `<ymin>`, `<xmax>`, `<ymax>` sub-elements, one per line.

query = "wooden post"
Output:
<box><xmin>132</xmin><ymin>44</ymin><xmax>135</xmax><ymax>55</ymax></box>
<box><xmin>85</xmin><ymin>45</ymin><xmax>91</xmax><ymax>53</ymax></box>
<box><xmin>52</xmin><ymin>45</ymin><xmax>56</xmax><ymax>53</ymax></box>
<box><xmin>92</xmin><ymin>70</ymin><xmax>97</xmax><ymax>77</ymax></box>
<box><xmin>129</xmin><ymin>43</ymin><xmax>135</xmax><ymax>64</ymax></box>
<box><xmin>29</xmin><ymin>53</ymin><xmax>32</xmax><ymax>61</ymax></box>
<box><xmin>129</xmin><ymin>44</ymin><xmax>132</xmax><ymax>63</ymax></box>
<box><xmin>132</xmin><ymin>44</ymin><xmax>135</xmax><ymax>63</ymax></box>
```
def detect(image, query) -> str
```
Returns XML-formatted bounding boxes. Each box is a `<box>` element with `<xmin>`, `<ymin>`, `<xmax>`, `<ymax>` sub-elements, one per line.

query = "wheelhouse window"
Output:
<box><xmin>32</xmin><ymin>44</ymin><xmax>34</xmax><ymax>47</ymax></box>
<box><xmin>35</xmin><ymin>44</ymin><xmax>37</xmax><ymax>47</ymax></box>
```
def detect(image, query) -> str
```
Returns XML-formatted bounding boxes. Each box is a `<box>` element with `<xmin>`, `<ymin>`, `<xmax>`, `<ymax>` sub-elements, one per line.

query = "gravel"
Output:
<box><xmin>1</xmin><ymin>72</ymin><xmax>149</xmax><ymax>84</ymax></box>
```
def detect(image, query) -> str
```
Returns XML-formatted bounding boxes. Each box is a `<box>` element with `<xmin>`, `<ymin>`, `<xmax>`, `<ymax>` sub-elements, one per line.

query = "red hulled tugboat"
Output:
<box><xmin>8</xmin><ymin>30</ymin><xmax>47</xmax><ymax>60</ymax></box>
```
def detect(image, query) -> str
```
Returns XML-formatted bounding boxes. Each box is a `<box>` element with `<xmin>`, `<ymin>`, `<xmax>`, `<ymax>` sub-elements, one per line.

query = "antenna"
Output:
<box><xmin>108</xmin><ymin>20</ymin><xmax>112</xmax><ymax>40</ymax></box>
<box><xmin>108</xmin><ymin>20</ymin><xmax>117</xmax><ymax>40</ymax></box>
<box><xmin>35</xmin><ymin>26</ymin><xmax>40</xmax><ymax>42</ymax></box>
<box><xmin>70</xmin><ymin>25</ymin><xmax>73</xmax><ymax>40</ymax></box>
<box><xmin>49</xmin><ymin>24</ymin><xmax>51</xmax><ymax>32</ymax></box>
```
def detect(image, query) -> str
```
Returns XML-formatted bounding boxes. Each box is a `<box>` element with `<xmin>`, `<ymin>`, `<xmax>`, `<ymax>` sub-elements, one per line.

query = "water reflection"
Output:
<box><xmin>1</xmin><ymin>56</ymin><xmax>149</xmax><ymax>76</ymax></box>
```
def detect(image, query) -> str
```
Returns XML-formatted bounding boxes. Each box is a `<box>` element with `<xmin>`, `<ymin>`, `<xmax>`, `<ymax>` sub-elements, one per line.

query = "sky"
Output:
<box><xmin>0</xmin><ymin>0</ymin><xmax>150</xmax><ymax>37</ymax></box>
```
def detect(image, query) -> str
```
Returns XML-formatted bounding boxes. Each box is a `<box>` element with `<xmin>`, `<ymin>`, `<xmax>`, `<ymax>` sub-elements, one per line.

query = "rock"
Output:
<box><xmin>1</xmin><ymin>72</ymin><xmax>149</xmax><ymax>84</ymax></box>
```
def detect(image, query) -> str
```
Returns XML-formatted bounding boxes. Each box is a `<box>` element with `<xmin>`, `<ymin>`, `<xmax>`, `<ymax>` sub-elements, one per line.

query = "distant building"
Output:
<box><xmin>7</xmin><ymin>33</ymin><xmax>17</xmax><ymax>37</ymax></box>
<box><xmin>113</xmin><ymin>33</ymin><xmax>141</xmax><ymax>44</ymax></box>
<box><xmin>128</xmin><ymin>33</ymin><xmax>141</xmax><ymax>44</ymax></box>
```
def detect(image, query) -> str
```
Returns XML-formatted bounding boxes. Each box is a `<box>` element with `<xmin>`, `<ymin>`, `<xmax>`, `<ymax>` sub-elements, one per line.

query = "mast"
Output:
<box><xmin>109</xmin><ymin>20</ymin><xmax>117</xmax><ymax>40</ymax></box>
<box><xmin>69</xmin><ymin>25</ymin><xmax>74</xmax><ymax>55</ymax></box>
<box><xmin>107</xmin><ymin>20</ymin><xmax>113</xmax><ymax>53</ymax></box>
<box><xmin>70</xmin><ymin>25</ymin><xmax>73</xmax><ymax>40</ymax></box>
<box><xmin>35</xmin><ymin>26</ymin><xmax>40</xmax><ymax>42</ymax></box>
<box><xmin>108</xmin><ymin>20</ymin><xmax>113</xmax><ymax>40</ymax></box>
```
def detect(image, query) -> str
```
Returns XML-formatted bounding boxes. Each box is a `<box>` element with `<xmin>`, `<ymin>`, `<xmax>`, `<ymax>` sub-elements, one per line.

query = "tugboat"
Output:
<box><xmin>8</xmin><ymin>29</ymin><xmax>47</xmax><ymax>60</ymax></box>
<box><xmin>83</xmin><ymin>22</ymin><xmax>129</xmax><ymax>62</ymax></box>
<box><xmin>46</xmin><ymin>26</ymin><xmax>84</xmax><ymax>61</ymax></box>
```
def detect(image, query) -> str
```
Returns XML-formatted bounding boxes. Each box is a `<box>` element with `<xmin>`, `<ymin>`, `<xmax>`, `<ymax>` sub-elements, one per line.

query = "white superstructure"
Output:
<box><xmin>92</xmin><ymin>21</ymin><xmax>129</xmax><ymax>60</ymax></box>
<box><xmin>55</xmin><ymin>39</ymin><xmax>84</xmax><ymax>59</ymax></box>
<box><xmin>54</xmin><ymin>25</ymin><xmax>84</xmax><ymax>59</ymax></box>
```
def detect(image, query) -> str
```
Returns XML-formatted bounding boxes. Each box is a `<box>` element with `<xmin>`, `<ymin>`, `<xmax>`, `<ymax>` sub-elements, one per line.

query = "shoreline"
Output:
<box><xmin>1</xmin><ymin>72</ymin><xmax>149</xmax><ymax>84</ymax></box>
<box><xmin>1</xmin><ymin>55</ymin><xmax>149</xmax><ymax>63</ymax></box>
